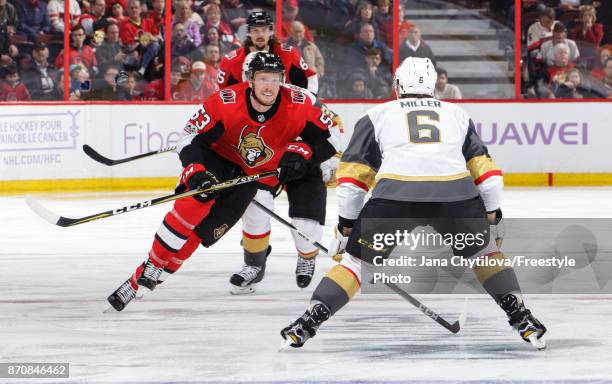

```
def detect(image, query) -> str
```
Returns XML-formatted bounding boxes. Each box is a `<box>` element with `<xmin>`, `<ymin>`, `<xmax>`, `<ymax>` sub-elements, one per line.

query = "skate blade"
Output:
<box><xmin>278</xmin><ymin>337</ymin><xmax>294</xmax><ymax>351</ymax></box>
<box><xmin>230</xmin><ymin>284</ymin><xmax>256</xmax><ymax>295</ymax></box>
<box><xmin>528</xmin><ymin>334</ymin><xmax>546</xmax><ymax>350</ymax></box>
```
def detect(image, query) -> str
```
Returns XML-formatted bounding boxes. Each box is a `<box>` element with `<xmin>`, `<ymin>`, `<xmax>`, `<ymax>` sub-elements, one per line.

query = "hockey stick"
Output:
<box><xmin>82</xmin><ymin>144</ymin><xmax>177</xmax><ymax>166</ymax></box>
<box><xmin>26</xmin><ymin>171</ymin><xmax>278</xmax><ymax>227</ymax></box>
<box><xmin>251</xmin><ymin>200</ymin><xmax>467</xmax><ymax>334</ymax></box>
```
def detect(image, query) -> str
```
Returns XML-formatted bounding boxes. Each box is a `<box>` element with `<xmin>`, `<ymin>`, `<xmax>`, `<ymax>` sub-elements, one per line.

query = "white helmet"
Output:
<box><xmin>393</xmin><ymin>57</ymin><xmax>437</xmax><ymax>97</ymax></box>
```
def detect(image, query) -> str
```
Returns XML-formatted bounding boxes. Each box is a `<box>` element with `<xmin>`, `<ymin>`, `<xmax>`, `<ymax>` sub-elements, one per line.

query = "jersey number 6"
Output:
<box><xmin>406</xmin><ymin>110</ymin><xmax>441</xmax><ymax>144</ymax></box>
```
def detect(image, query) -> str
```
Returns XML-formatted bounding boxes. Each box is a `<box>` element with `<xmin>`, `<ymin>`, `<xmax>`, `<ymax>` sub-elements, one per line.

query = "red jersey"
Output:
<box><xmin>119</xmin><ymin>17</ymin><xmax>160</xmax><ymax>45</ymax></box>
<box><xmin>217</xmin><ymin>43</ymin><xmax>317</xmax><ymax>90</ymax></box>
<box><xmin>56</xmin><ymin>45</ymin><xmax>98</xmax><ymax>70</ymax></box>
<box><xmin>1</xmin><ymin>82</ymin><xmax>32</xmax><ymax>101</ymax></box>
<box><xmin>142</xmin><ymin>79</ymin><xmax>164</xmax><ymax>100</ymax></box>
<box><xmin>180</xmin><ymin>82</ymin><xmax>338</xmax><ymax>187</ymax></box>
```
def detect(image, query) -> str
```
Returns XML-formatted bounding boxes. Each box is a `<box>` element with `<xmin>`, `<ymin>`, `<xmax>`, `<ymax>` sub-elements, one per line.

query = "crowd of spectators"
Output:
<box><xmin>523</xmin><ymin>0</ymin><xmax>612</xmax><ymax>99</ymax></box>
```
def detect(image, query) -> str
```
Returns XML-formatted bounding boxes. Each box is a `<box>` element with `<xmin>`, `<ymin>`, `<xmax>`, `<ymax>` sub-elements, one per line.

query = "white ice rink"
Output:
<box><xmin>2</xmin><ymin>188</ymin><xmax>612</xmax><ymax>383</ymax></box>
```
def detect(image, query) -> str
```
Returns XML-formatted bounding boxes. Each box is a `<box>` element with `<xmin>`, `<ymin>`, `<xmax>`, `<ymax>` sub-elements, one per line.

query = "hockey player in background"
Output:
<box><xmin>280</xmin><ymin>57</ymin><xmax>547</xmax><ymax>350</ymax></box>
<box><xmin>216</xmin><ymin>12</ymin><xmax>343</xmax><ymax>292</ymax></box>
<box><xmin>107</xmin><ymin>53</ymin><xmax>339</xmax><ymax>311</ymax></box>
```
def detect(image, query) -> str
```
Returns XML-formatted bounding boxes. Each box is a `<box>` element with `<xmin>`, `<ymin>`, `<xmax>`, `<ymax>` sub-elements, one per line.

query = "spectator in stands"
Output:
<box><xmin>591</xmin><ymin>45</ymin><xmax>611</xmax><ymax>80</ymax></box>
<box><xmin>221</xmin><ymin>0</ymin><xmax>250</xmax><ymax>31</ymax></box>
<box><xmin>203</xmin><ymin>25</ymin><xmax>238</xmax><ymax>55</ymax></box>
<box><xmin>0</xmin><ymin>0</ymin><xmax>19</xmax><ymax>34</ymax></box>
<box><xmin>106</xmin><ymin>0</ymin><xmax>126</xmax><ymax>16</ymax></box>
<box><xmin>110</xmin><ymin>1</ymin><xmax>127</xmax><ymax>23</ymax></box>
<box><xmin>361</xmin><ymin>47</ymin><xmax>390</xmax><ymax>98</ymax></box>
<box><xmin>95</xmin><ymin>23</ymin><xmax>125</xmax><ymax>71</ymax></box>
<box><xmin>85</xmin><ymin>64</ymin><xmax>119</xmax><ymax>99</ymax></box>
<box><xmin>399</xmin><ymin>25</ymin><xmax>436</xmax><ymax>66</ymax></box>
<box><xmin>203</xmin><ymin>44</ymin><xmax>220</xmax><ymax>71</ymax></box>
<box><xmin>47</xmin><ymin>0</ymin><xmax>82</xmax><ymax>33</ymax></box>
<box><xmin>345</xmin><ymin>2</ymin><xmax>378</xmax><ymax>42</ymax></box>
<box><xmin>569</xmin><ymin>5</ymin><xmax>604</xmax><ymax>68</ymax></box>
<box><xmin>172</xmin><ymin>22</ymin><xmax>197</xmax><ymax>56</ymax></box>
<box><xmin>374</xmin><ymin>0</ymin><xmax>391</xmax><ymax>28</ymax></box>
<box><xmin>22</xmin><ymin>42</ymin><xmax>59</xmax><ymax>100</ymax></box>
<box><xmin>68</xmin><ymin>63</ymin><xmax>88</xmax><ymax>99</ymax></box>
<box><xmin>204</xmin><ymin>4</ymin><xmax>237</xmax><ymax>47</ymax></box>
<box><xmin>147</xmin><ymin>0</ymin><xmax>165</xmax><ymax>33</ymax></box>
<box><xmin>279</xmin><ymin>2</ymin><xmax>314</xmax><ymax>43</ymax></box>
<box><xmin>174</xmin><ymin>0</ymin><xmax>201</xmax><ymax>47</ymax></box>
<box><xmin>434</xmin><ymin>67</ymin><xmax>462</xmax><ymax>99</ymax></box>
<box><xmin>116</xmin><ymin>70</ymin><xmax>141</xmax><ymax>100</ymax></box>
<box><xmin>396</xmin><ymin>4</ymin><xmax>414</xmax><ymax>48</ymax></box>
<box><xmin>352</xmin><ymin>23</ymin><xmax>392</xmax><ymax>68</ymax></box>
<box><xmin>57</xmin><ymin>26</ymin><xmax>98</xmax><ymax>74</ymax></box>
<box><xmin>142</xmin><ymin>73</ymin><xmax>164</xmax><ymax>100</ymax></box>
<box><xmin>170</xmin><ymin>60</ymin><xmax>185</xmax><ymax>100</ymax></box>
<box><xmin>539</xmin><ymin>22</ymin><xmax>580</xmax><ymax>66</ymax></box>
<box><xmin>287</xmin><ymin>21</ymin><xmax>324</xmax><ymax>77</ymax></box>
<box><xmin>55</xmin><ymin>70</ymin><xmax>64</xmax><ymax>98</ymax></box>
<box><xmin>174</xmin><ymin>60</ymin><xmax>216</xmax><ymax>100</ymax></box>
<box><xmin>15</xmin><ymin>0</ymin><xmax>51</xmax><ymax>42</ymax></box>
<box><xmin>526</xmin><ymin>7</ymin><xmax>557</xmax><ymax>52</ymax></box>
<box><xmin>1</xmin><ymin>64</ymin><xmax>31</xmax><ymax>101</ymax></box>
<box><xmin>0</xmin><ymin>22</ymin><xmax>18</xmax><ymax>67</ymax></box>
<box><xmin>547</xmin><ymin>43</ymin><xmax>575</xmax><ymax>84</ymax></box>
<box><xmin>603</xmin><ymin>58</ymin><xmax>612</xmax><ymax>97</ymax></box>
<box><xmin>79</xmin><ymin>0</ymin><xmax>117</xmax><ymax>36</ymax></box>
<box><xmin>120</xmin><ymin>0</ymin><xmax>161</xmax><ymax>76</ymax></box>
<box><xmin>554</xmin><ymin>67</ymin><xmax>585</xmax><ymax>99</ymax></box>
<box><xmin>343</xmin><ymin>72</ymin><xmax>373</xmax><ymax>99</ymax></box>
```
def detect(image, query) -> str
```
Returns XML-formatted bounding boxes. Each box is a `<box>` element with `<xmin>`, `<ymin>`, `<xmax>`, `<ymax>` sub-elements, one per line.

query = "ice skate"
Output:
<box><xmin>295</xmin><ymin>255</ymin><xmax>316</xmax><ymax>288</ymax></box>
<box><xmin>106</xmin><ymin>279</ymin><xmax>137</xmax><ymax>312</ymax></box>
<box><xmin>279</xmin><ymin>302</ymin><xmax>330</xmax><ymax>350</ymax></box>
<box><xmin>229</xmin><ymin>263</ymin><xmax>266</xmax><ymax>294</ymax></box>
<box><xmin>499</xmin><ymin>294</ymin><xmax>547</xmax><ymax>350</ymax></box>
<box><xmin>136</xmin><ymin>260</ymin><xmax>163</xmax><ymax>291</ymax></box>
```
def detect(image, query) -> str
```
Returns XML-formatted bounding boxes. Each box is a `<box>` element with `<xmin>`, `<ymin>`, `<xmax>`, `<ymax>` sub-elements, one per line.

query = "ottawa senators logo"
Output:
<box><xmin>236</xmin><ymin>125</ymin><xmax>274</xmax><ymax>167</ymax></box>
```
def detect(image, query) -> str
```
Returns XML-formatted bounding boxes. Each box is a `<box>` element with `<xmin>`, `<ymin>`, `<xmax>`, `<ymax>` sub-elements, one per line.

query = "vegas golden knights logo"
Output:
<box><xmin>236</xmin><ymin>125</ymin><xmax>274</xmax><ymax>167</ymax></box>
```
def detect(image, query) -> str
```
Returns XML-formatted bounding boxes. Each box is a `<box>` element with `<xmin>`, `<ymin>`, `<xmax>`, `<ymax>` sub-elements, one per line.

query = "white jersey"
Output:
<box><xmin>336</xmin><ymin>97</ymin><xmax>503</xmax><ymax>221</ymax></box>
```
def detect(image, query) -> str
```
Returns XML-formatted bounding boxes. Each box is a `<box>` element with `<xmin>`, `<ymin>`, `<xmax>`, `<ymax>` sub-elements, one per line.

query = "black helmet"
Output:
<box><xmin>247</xmin><ymin>10</ymin><xmax>273</xmax><ymax>28</ymax></box>
<box><xmin>246</xmin><ymin>52</ymin><xmax>285</xmax><ymax>80</ymax></box>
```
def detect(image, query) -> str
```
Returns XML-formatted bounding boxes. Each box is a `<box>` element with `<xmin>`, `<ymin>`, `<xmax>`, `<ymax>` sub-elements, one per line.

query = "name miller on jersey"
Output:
<box><xmin>400</xmin><ymin>100</ymin><xmax>442</xmax><ymax>108</ymax></box>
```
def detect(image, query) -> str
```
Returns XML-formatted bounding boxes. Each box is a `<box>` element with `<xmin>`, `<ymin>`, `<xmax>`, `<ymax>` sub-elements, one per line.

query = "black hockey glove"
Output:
<box><xmin>177</xmin><ymin>163</ymin><xmax>220</xmax><ymax>203</ymax></box>
<box><xmin>278</xmin><ymin>142</ymin><xmax>313</xmax><ymax>184</ymax></box>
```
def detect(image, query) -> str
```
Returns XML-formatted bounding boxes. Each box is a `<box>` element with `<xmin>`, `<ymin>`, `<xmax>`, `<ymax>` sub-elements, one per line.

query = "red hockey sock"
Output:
<box><xmin>165</xmin><ymin>232</ymin><xmax>202</xmax><ymax>273</ymax></box>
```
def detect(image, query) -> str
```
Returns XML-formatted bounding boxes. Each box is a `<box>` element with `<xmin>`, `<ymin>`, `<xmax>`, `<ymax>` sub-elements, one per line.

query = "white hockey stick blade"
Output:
<box><xmin>458</xmin><ymin>297</ymin><xmax>469</xmax><ymax>328</ymax></box>
<box><xmin>25</xmin><ymin>195</ymin><xmax>61</xmax><ymax>225</ymax></box>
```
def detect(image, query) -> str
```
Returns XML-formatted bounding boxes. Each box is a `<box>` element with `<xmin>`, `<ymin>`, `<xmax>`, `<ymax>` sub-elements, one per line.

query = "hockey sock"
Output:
<box><xmin>291</xmin><ymin>217</ymin><xmax>322</xmax><ymax>259</ymax></box>
<box><xmin>163</xmin><ymin>232</ymin><xmax>203</xmax><ymax>275</ymax></box>
<box><xmin>473</xmin><ymin>251</ymin><xmax>522</xmax><ymax>303</ymax></box>
<box><xmin>242</xmin><ymin>231</ymin><xmax>270</xmax><ymax>266</ymax></box>
<box><xmin>311</xmin><ymin>264</ymin><xmax>361</xmax><ymax>315</ymax></box>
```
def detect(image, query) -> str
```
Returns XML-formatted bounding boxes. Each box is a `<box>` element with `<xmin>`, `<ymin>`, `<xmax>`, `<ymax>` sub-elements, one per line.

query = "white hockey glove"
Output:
<box><xmin>327</xmin><ymin>224</ymin><xmax>350</xmax><ymax>262</ymax></box>
<box><xmin>488</xmin><ymin>208</ymin><xmax>505</xmax><ymax>248</ymax></box>
<box><xmin>320</xmin><ymin>156</ymin><xmax>340</xmax><ymax>184</ymax></box>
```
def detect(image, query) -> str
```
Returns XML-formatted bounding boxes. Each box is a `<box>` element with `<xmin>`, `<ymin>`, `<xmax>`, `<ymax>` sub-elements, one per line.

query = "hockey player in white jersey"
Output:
<box><xmin>280</xmin><ymin>57</ymin><xmax>547</xmax><ymax>350</ymax></box>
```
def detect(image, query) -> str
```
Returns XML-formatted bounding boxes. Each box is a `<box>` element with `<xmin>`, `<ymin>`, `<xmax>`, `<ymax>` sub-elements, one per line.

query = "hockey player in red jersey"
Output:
<box><xmin>228</xmin><ymin>51</ymin><xmax>342</xmax><ymax>293</ymax></box>
<box><xmin>217</xmin><ymin>10</ymin><xmax>318</xmax><ymax>94</ymax></box>
<box><xmin>107</xmin><ymin>53</ymin><xmax>339</xmax><ymax>311</ymax></box>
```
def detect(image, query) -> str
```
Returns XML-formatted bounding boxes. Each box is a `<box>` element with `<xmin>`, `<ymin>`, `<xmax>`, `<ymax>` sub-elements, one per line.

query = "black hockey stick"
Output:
<box><xmin>251</xmin><ymin>200</ymin><xmax>467</xmax><ymax>334</ymax></box>
<box><xmin>82</xmin><ymin>144</ymin><xmax>177</xmax><ymax>166</ymax></box>
<box><xmin>26</xmin><ymin>171</ymin><xmax>278</xmax><ymax>227</ymax></box>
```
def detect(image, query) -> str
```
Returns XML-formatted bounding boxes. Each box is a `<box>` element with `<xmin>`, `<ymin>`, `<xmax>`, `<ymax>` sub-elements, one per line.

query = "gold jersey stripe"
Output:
<box><xmin>242</xmin><ymin>234</ymin><xmax>270</xmax><ymax>253</ymax></box>
<box><xmin>337</xmin><ymin>162</ymin><xmax>377</xmax><ymax>188</ymax></box>
<box><xmin>325</xmin><ymin>265</ymin><xmax>360</xmax><ymax>299</ymax></box>
<box><xmin>473</xmin><ymin>252</ymin><xmax>512</xmax><ymax>284</ymax></box>
<box><xmin>375</xmin><ymin>171</ymin><xmax>471</xmax><ymax>182</ymax></box>
<box><xmin>467</xmin><ymin>155</ymin><xmax>502</xmax><ymax>180</ymax></box>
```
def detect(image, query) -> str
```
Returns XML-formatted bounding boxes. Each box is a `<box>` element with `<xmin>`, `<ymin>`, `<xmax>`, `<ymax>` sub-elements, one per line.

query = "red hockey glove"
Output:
<box><xmin>278</xmin><ymin>142</ymin><xmax>313</xmax><ymax>184</ymax></box>
<box><xmin>178</xmin><ymin>163</ymin><xmax>220</xmax><ymax>202</ymax></box>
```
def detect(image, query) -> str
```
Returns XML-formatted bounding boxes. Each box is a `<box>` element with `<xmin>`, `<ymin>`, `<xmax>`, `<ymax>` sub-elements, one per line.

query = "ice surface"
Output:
<box><xmin>1</xmin><ymin>188</ymin><xmax>612</xmax><ymax>383</ymax></box>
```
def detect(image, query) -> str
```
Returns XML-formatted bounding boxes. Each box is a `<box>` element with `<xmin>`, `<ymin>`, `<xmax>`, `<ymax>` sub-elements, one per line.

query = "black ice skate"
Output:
<box><xmin>279</xmin><ymin>302</ymin><xmax>331</xmax><ymax>350</ymax></box>
<box><xmin>229</xmin><ymin>246</ymin><xmax>271</xmax><ymax>295</ymax></box>
<box><xmin>107</xmin><ymin>279</ymin><xmax>137</xmax><ymax>312</ymax></box>
<box><xmin>137</xmin><ymin>260</ymin><xmax>163</xmax><ymax>291</ymax></box>
<box><xmin>295</xmin><ymin>255</ymin><xmax>316</xmax><ymax>288</ymax></box>
<box><xmin>499</xmin><ymin>293</ymin><xmax>547</xmax><ymax>350</ymax></box>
